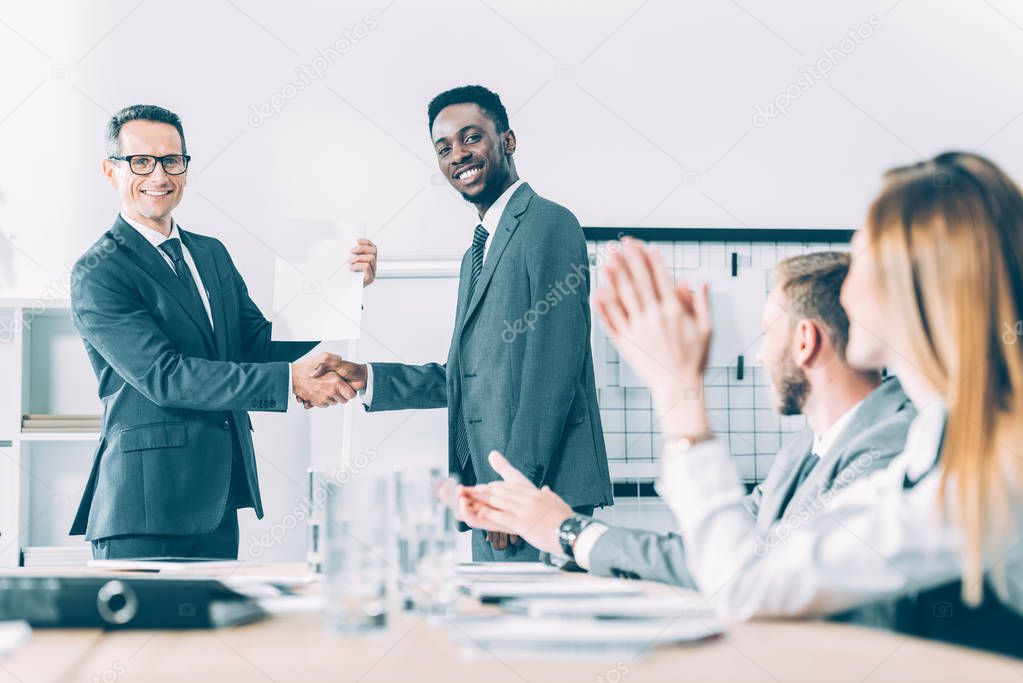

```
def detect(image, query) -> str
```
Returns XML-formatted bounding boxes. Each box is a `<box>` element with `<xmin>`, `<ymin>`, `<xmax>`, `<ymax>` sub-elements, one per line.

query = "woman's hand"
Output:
<box><xmin>456</xmin><ymin>452</ymin><xmax>573</xmax><ymax>556</ymax></box>
<box><xmin>595</xmin><ymin>239</ymin><xmax>714</xmax><ymax>438</ymax></box>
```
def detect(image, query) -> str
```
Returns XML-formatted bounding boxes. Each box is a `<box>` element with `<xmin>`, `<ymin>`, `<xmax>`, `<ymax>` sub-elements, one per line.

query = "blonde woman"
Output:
<box><xmin>458</xmin><ymin>152</ymin><xmax>1023</xmax><ymax>656</ymax></box>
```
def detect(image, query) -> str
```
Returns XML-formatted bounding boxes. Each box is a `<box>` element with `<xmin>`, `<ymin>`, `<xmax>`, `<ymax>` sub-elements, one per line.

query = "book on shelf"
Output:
<box><xmin>21</xmin><ymin>545</ymin><xmax>93</xmax><ymax>568</ymax></box>
<box><xmin>21</xmin><ymin>414</ymin><xmax>101</xmax><ymax>432</ymax></box>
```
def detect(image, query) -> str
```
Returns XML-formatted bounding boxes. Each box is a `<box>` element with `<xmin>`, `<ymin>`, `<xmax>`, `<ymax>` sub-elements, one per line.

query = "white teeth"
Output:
<box><xmin>457</xmin><ymin>167</ymin><xmax>481</xmax><ymax>180</ymax></box>
<box><xmin>142</xmin><ymin>190</ymin><xmax>170</xmax><ymax>195</ymax></box>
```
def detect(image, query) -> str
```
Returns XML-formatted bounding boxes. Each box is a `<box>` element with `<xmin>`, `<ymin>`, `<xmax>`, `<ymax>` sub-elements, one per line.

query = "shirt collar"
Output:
<box><xmin>903</xmin><ymin>399</ymin><xmax>949</xmax><ymax>480</ymax></box>
<box><xmin>812</xmin><ymin>399</ymin><xmax>863</xmax><ymax>457</ymax></box>
<box><xmin>120</xmin><ymin>212</ymin><xmax>179</xmax><ymax>248</ymax></box>
<box><xmin>479</xmin><ymin>179</ymin><xmax>525</xmax><ymax>236</ymax></box>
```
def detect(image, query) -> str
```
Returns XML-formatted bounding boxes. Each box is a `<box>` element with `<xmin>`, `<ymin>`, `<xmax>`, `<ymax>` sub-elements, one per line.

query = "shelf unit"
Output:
<box><xmin>0</xmin><ymin>299</ymin><xmax>101</xmax><ymax>567</ymax></box>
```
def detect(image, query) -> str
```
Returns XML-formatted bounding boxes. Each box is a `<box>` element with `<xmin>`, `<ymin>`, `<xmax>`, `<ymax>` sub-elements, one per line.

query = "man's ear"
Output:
<box><xmin>101</xmin><ymin>159</ymin><xmax>119</xmax><ymax>189</ymax></box>
<box><xmin>502</xmin><ymin>129</ymin><xmax>516</xmax><ymax>156</ymax></box>
<box><xmin>793</xmin><ymin>319</ymin><xmax>822</xmax><ymax>369</ymax></box>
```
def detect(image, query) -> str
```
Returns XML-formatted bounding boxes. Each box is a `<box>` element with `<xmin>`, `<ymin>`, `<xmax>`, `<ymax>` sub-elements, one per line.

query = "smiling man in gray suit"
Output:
<box><xmin>452</xmin><ymin>251</ymin><xmax>915</xmax><ymax>579</ymax></box>
<box><xmin>318</xmin><ymin>85</ymin><xmax>613</xmax><ymax>560</ymax></box>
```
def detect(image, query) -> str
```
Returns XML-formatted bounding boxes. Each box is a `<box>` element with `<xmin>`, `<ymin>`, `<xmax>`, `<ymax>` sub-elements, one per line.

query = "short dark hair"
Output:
<box><xmin>775</xmin><ymin>251</ymin><xmax>854</xmax><ymax>360</ymax></box>
<box><xmin>106</xmin><ymin>104</ymin><xmax>186</xmax><ymax>157</ymax></box>
<box><xmin>427</xmin><ymin>85</ymin><xmax>509</xmax><ymax>135</ymax></box>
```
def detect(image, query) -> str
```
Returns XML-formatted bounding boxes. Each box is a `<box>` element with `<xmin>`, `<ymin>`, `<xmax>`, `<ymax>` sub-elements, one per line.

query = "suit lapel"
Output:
<box><xmin>789</xmin><ymin>379</ymin><xmax>904</xmax><ymax>503</ymax></box>
<box><xmin>758</xmin><ymin>429</ymin><xmax>814</xmax><ymax>523</ymax></box>
<box><xmin>452</xmin><ymin>249</ymin><xmax>474</xmax><ymax>334</ymax></box>
<box><xmin>461</xmin><ymin>183</ymin><xmax>534</xmax><ymax>328</ymax></box>
<box><xmin>110</xmin><ymin>217</ymin><xmax>216</xmax><ymax>355</ymax></box>
<box><xmin>180</xmin><ymin>230</ymin><xmax>228</xmax><ymax>359</ymax></box>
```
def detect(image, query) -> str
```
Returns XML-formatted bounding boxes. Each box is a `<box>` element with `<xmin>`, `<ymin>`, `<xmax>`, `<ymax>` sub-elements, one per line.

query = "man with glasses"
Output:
<box><xmin>69</xmin><ymin>104</ymin><xmax>377</xmax><ymax>559</ymax></box>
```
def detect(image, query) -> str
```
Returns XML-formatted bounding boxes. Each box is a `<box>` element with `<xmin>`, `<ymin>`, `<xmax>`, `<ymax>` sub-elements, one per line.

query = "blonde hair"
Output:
<box><xmin>865</xmin><ymin>152</ymin><xmax>1023</xmax><ymax>604</ymax></box>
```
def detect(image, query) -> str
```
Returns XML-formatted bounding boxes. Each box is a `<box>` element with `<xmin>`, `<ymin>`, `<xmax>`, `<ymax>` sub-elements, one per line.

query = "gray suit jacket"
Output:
<box><xmin>587</xmin><ymin>377</ymin><xmax>915</xmax><ymax>585</ymax></box>
<box><xmin>368</xmin><ymin>183</ymin><xmax>613</xmax><ymax>508</ymax></box>
<box><xmin>70</xmin><ymin>216</ymin><xmax>317</xmax><ymax>540</ymax></box>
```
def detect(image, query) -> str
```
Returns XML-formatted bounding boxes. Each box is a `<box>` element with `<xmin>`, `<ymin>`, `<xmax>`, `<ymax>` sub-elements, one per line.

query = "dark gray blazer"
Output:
<box><xmin>368</xmin><ymin>183</ymin><xmax>613</xmax><ymax>508</ymax></box>
<box><xmin>586</xmin><ymin>377</ymin><xmax>915</xmax><ymax>584</ymax></box>
<box><xmin>70</xmin><ymin>216</ymin><xmax>317</xmax><ymax>540</ymax></box>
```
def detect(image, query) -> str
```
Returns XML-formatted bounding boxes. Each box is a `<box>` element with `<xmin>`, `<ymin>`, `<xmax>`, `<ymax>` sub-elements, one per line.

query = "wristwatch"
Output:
<box><xmin>558</xmin><ymin>515</ymin><xmax>595</xmax><ymax>559</ymax></box>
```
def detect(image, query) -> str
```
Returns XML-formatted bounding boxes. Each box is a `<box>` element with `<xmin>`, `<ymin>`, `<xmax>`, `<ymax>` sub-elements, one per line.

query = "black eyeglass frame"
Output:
<box><xmin>108</xmin><ymin>154</ymin><xmax>192</xmax><ymax>175</ymax></box>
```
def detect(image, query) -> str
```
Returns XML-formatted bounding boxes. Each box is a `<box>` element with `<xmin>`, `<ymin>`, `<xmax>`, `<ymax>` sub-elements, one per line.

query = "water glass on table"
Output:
<box><xmin>323</xmin><ymin>475</ymin><xmax>390</xmax><ymax>634</ymax></box>
<box><xmin>393</xmin><ymin>466</ymin><xmax>459</xmax><ymax>618</ymax></box>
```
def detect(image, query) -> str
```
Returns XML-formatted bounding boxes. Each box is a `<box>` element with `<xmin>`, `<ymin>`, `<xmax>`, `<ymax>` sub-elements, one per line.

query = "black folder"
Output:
<box><xmin>0</xmin><ymin>575</ymin><xmax>266</xmax><ymax>629</ymax></box>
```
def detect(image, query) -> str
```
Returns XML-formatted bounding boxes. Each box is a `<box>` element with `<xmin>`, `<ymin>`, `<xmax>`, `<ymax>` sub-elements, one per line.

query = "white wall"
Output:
<box><xmin>1</xmin><ymin>0</ymin><xmax>1021</xmax><ymax>558</ymax></box>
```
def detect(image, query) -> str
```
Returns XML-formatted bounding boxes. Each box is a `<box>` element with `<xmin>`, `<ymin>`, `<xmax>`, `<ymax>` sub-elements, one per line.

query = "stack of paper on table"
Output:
<box><xmin>450</xmin><ymin>615</ymin><xmax>723</xmax><ymax>657</ymax></box>
<box><xmin>502</xmin><ymin>593</ymin><xmax>715</xmax><ymax>619</ymax></box>
<box><xmin>463</xmin><ymin>578</ymin><xmax>644</xmax><ymax>603</ymax></box>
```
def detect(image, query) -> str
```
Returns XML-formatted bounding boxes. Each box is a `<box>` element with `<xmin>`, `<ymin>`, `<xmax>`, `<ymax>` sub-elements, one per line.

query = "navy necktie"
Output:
<box><xmin>454</xmin><ymin>224</ymin><xmax>489</xmax><ymax>471</ymax></box>
<box><xmin>158</xmin><ymin>238</ymin><xmax>210</xmax><ymax>331</ymax></box>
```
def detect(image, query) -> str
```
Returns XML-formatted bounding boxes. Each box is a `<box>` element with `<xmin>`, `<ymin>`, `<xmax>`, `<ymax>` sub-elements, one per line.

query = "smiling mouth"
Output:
<box><xmin>140</xmin><ymin>189</ymin><xmax>172</xmax><ymax>197</ymax></box>
<box><xmin>453</xmin><ymin>163</ymin><xmax>484</xmax><ymax>184</ymax></box>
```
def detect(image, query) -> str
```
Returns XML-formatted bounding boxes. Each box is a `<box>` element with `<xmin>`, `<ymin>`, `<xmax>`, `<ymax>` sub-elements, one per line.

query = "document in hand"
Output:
<box><xmin>272</xmin><ymin>219</ymin><xmax>365</xmax><ymax>341</ymax></box>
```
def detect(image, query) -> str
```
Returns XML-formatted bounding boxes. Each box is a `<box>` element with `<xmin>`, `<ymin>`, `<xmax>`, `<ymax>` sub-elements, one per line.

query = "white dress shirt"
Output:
<box><xmin>656</xmin><ymin>399</ymin><xmax>1023</xmax><ymax>620</ymax></box>
<box><xmin>573</xmin><ymin>400</ymin><xmax>865</xmax><ymax>570</ymax></box>
<box><xmin>121</xmin><ymin>213</ymin><xmax>214</xmax><ymax>330</ymax></box>
<box><xmin>362</xmin><ymin>179</ymin><xmax>526</xmax><ymax>407</ymax></box>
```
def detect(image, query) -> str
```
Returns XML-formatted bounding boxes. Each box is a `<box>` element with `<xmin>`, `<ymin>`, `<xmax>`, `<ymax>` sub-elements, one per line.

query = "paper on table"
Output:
<box><xmin>502</xmin><ymin>593</ymin><xmax>714</xmax><ymax>619</ymax></box>
<box><xmin>464</xmin><ymin>579</ymin><xmax>643</xmax><ymax>601</ymax></box>
<box><xmin>449</xmin><ymin>615</ymin><xmax>723</xmax><ymax>652</ymax></box>
<box><xmin>0</xmin><ymin>621</ymin><xmax>30</xmax><ymax>658</ymax></box>
<box><xmin>271</xmin><ymin>220</ymin><xmax>365</xmax><ymax>341</ymax></box>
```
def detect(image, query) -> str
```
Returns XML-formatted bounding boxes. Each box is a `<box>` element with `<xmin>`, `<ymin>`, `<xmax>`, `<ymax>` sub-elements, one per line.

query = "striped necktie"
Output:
<box><xmin>467</xmin><ymin>224</ymin><xmax>489</xmax><ymax>301</ymax></box>
<box><xmin>454</xmin><ymin>224</ymin><xmax>490</xmax><ymax>471</ymax></box>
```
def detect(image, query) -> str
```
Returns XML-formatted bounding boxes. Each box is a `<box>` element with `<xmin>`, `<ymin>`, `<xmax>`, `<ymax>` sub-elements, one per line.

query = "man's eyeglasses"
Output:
<box><xmin>108</xmin><ymin>154</ymin><xmax>191</xmax><ymax>176</ymax></box>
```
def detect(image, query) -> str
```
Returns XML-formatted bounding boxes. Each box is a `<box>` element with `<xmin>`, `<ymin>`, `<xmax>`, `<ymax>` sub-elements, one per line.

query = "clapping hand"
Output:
<box><xmin>594</xmin><ymin>238</ymin><xmax>714</xmax><ymax>438</ymax></box>
<box><xmin>455</xmin><ymin>451</ymin><xmax>573</xmax><ymax>556</ymax></box>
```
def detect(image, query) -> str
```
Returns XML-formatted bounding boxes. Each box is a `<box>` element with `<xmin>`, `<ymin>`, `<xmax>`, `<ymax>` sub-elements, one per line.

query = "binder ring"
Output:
<box><xmin>96</xmin><ymin>580</ymin><xmax>139</xmax><ymax>625</ymax></box>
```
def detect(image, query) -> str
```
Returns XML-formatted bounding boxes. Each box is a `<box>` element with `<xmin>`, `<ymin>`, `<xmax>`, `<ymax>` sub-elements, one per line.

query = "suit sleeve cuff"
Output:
<box><xmin>362</xmin><ymin>363</ymin><xmax>374</xmax><ymax>408</ymax></box>
<box><xmin>573</xmin><ymin>520</ymin><xmax>609</xmax><ymax>571</ymax></box>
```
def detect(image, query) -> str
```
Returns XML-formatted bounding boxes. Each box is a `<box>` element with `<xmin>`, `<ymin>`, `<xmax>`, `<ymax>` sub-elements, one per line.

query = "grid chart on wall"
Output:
<box><xmin>584</xmin><ymin>228</ymin><xmax>853</xmax><ymax>484</ymax></box>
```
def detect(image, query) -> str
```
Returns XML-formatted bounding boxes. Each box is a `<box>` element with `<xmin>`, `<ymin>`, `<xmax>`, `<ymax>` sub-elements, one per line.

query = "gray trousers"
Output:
<box><xmin>91</xmin><ymin>508</ymin><xmax>240</xmax><ymax>560</ymax></box>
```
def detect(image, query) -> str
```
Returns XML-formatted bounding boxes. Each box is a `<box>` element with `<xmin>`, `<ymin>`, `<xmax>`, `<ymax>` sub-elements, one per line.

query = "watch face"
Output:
<box><xmin>559</xmin><ymin>516</ymin><xmax>590</xmax><ymax>558</ymax></box>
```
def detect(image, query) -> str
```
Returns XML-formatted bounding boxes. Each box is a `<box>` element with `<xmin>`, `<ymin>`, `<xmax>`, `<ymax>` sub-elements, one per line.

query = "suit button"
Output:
<box><xmin>222</xmin><ymin>420</ymin><xmax>231</xmax><ymax>430</ymax></box>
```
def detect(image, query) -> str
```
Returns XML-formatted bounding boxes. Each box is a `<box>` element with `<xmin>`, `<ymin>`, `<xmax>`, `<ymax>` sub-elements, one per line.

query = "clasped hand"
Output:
<box><xmin>291</xmin><ymin>353</ymin><xmax>367</xmax><ymax>409</ymax></box>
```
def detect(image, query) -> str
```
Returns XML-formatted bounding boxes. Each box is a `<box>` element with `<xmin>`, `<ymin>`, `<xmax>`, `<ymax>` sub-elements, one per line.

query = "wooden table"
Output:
<box><xmin>3</xmin><ymin>563</ymin><xmax>1022</xmax><ymax>683</ymax></box>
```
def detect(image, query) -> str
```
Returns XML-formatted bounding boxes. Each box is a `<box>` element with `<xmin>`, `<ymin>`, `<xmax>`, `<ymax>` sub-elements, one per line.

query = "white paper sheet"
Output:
<box><xmin>271</xmin><ymin>220</ymin><xmax>365</xmax><ymax>341</ymax></box>
<box><xmin>0</xmin><ymin>621</ymin><xmax>30</xmax><ymax>658</ymax></box>
<box><xmin>449</xmin><ymin>615</ymin><xmax>724</xmax><ymax>652</ymax></box>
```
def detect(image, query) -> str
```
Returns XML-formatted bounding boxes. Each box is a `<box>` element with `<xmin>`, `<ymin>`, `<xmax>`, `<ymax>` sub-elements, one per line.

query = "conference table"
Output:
<box><xmin>3</xmin><ymin>563</ymin><xmax>1022</xmax><ymax>683</ymax></box>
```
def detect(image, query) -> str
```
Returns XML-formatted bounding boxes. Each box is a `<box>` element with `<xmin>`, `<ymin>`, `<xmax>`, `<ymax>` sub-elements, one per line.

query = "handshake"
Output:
<box><xmin>290</xmin><ymin>352</ymin><xmax>368</xmax><ymax>408</ymax></box>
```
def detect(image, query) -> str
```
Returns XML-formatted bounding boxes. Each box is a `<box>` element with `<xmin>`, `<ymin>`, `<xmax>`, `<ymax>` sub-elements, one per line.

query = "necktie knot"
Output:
<box><xmin>159</xmin><ymin>237</ymin><xmax>186</xmax><ymax>265</ymax></box>
<box><xmin>472</xmin><ymin>224</ymin><xmax>489</xmax><ymax>248</ymax></box>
